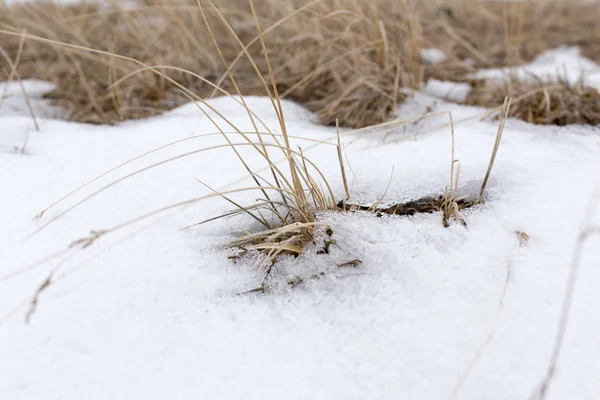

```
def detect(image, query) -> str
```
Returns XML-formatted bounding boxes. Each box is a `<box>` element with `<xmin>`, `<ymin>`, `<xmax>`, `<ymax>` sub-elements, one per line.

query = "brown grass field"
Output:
<box><xmin>0</xmin><ymin>0</ymin><xmax>599</xmax><ymax>128</ymax></box>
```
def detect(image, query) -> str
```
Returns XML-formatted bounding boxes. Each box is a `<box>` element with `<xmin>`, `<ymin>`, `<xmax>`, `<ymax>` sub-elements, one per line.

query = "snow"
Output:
<box><xmin>420</xmin><ymin>48</ymin><xmax>448</xmax><ymax>64</ymax></box>
<box><xmin>424</xmin><ymin>78</ymin><xmax>471</xmax><ymax>102</ymax></box>
<box><xmin>1</xmin><ymin>54</ymin><xmax>600</xmax><ymax>400</ymax></box>
<box><xmin>475</xmin><ymin>47</ymin><xmax>600</xmax><ymax>90</ymax></box>
<box><xmin>0</xmin><ymin>80</ymin><xmax>62</xmax><ymax>153</ymax></box>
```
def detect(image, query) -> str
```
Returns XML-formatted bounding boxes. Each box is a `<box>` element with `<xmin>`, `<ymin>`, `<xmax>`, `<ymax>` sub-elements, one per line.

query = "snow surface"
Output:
<box><xmin>2</xmin><ymin>51</ymin><xmax>600</xmax><ymax>400</ymax></box>
<box><xmin>475</xmin><ymin>47</ymin><xmax>600</xmax><ymax>90</ymax></box>
<box><xmin>420</xmin><ymin>48</ymin><xmax>448</xmax><ymax>65</ymax></box>
<box><xmin>424</xmin><ymin>79</ymin><xmax>471</xmax><ymax>102</ymax></box>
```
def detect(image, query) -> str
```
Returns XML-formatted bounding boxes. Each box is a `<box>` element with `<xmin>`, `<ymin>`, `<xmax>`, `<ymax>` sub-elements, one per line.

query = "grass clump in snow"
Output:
<box><xmin>16</xmin><ymin>0</ymin><xmax>351</xmax><ymax>293</ymax></box>
<box><xmin>340</xmin><ymin>98</ymin><xmax>512</xmax><ymax>229</ymax></box>
<box><xmin>465</xmin><ymin>76</ymin><xmax>600</xmax><ymax>126</ymax></box>
<box><xmin>1</xmin><ymin>0</ymin><xmax>599</xmax><ymax>128</ymax></box>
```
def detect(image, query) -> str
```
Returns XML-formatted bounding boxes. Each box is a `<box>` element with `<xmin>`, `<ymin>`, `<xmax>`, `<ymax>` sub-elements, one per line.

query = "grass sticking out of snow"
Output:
<box><xmin>1</xmin><ymin>0</ymin><xmax>515</xmax><ymax>304</ymax></box>
<box><xmin>11</xmin><ymin>0</ymin><xmax>354</xmax><ymax>296</ymax></box>
<box><xmin>2</xmin><ymin>88</ymin><xmax>600</xmax><ymax>399</ymax></box>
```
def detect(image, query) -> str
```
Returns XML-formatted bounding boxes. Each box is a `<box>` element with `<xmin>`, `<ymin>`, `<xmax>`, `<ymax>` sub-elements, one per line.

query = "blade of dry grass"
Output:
<box><xmin>336</xmin><ymin>119</ymin><xmax>350</xmax><ymax>200</ymax></box>
<box><xmin>479</xmin><ymin>96</ymin><xmax>511</xmax><ymax>202</ymax></box>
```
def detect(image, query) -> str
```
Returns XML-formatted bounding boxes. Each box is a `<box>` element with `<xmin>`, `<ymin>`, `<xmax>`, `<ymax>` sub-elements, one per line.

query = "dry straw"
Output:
<box><xmin>466</xmin><ymin>75</ymin><xmax>600</xmax><ymax>126</ymax></box>
<box><xmin>1</xmin><ymin>0</ymin><xmax>599</xmax><ymax>128</ymax></box>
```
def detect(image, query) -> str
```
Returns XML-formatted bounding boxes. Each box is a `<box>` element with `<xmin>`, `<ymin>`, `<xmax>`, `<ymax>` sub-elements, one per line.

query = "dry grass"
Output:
<box><xmin>12</xmin><ymin>0</ymin><xmax>351</xmax><ymax>287</ymax></box>
<box><xmin>465</xmin><ymin>76</ymin><xmax>600</xmax><ymax>126</ymax></box>
<box><xmin>424</xmin><ymin>1</ymin><xmax>600</xmax><ymax>77</ymax></box>
<box><xmin>0</xmin><ymin>0</ymin><xmax>517</xmax><ymax>312</ymax></box>
<box><xmin>0</xmin><ymin>0</ymin><xmax>599</xmax><ymax>128</ymax></box>
<box><xmin>0</xmin><ymin>0</ymin><xmax>422</xmax><ymax>128</ymax></box>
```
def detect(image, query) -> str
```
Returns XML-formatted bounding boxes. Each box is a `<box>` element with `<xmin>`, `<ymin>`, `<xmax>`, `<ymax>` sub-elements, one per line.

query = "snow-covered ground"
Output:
<box><xmin>1</xmin><ymin>49</ymin><xmax>600</xmax><ymax>400</ymax></box>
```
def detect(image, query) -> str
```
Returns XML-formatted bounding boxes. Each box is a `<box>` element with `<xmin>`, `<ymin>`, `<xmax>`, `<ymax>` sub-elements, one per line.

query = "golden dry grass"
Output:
<box><xmin>15</xmin><ymin>0</ymin><xmax>350</xmax><ymax>274</ymax></box>
<box><xmin>424</xmin><ymin>0</ymin><xmax>600</xmax><ymax>74</ymax></box>
<box><xmin>1</xmin><ymin>0</ymin><xmax>599</xmax><ymax>128</ymax></box>
<box><xmin>0</xmin><ymin>0</ymin><xmax>422</xmax><ymax>127</ymax></box>
<box><xmin>465</xmin><ymin>76</ymin><xmax>600</xmax><ymax>126</ymax></box>
<box><xmin>0</xmin><ymin>0</ymin><xmax>517</xmax><ymax>303</ymax></box>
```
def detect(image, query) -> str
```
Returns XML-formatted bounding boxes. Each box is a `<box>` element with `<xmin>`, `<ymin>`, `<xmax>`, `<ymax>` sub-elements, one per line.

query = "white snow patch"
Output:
<box><xmin>475</xmin><ymin>47</ymin><xmax>600</xmax><ymax>90</ymax></box>
<box><xmin>0</xmin><ymin>85</ymin><xmax>600</xmax><ymax>400</ymax></box>
<box><xmin>0</xmin><ymin>80</ymin><xmax>64</xmax><ymax>153</ymax></box>
<box><xmin>0</xmin><ymin>118</ymin><xmax>33</xmax><ymax>153</ymax></box>
<box><xmin>420</xmin><ymin>48</ymin><xmax>448</xmax><ymax>64</ymax></box>
<box><xmin>424</xmin><ymin>79</ymin><xmax>472</xmax><ymax>102</ymax></box>
<box><xmin>0</xmin><ymin>80</ymin><xmax>62</xmax><ymax>120</ymax></box>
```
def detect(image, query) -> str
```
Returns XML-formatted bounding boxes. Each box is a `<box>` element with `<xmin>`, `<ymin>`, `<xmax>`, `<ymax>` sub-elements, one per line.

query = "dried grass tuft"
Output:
<box><xmin>465</xmin><ymin>76</ymin><xmax>600</xmax><ymax>126</ymax></box>
<box><xmin>0</xmin><ymin>0</ymin><xmax>422</xmax><ymax>128</ymax></box>
<box><xmin>10</xmin><ymin>0</ymin><xmax>348</xmax><ymax>291</ymax></box>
